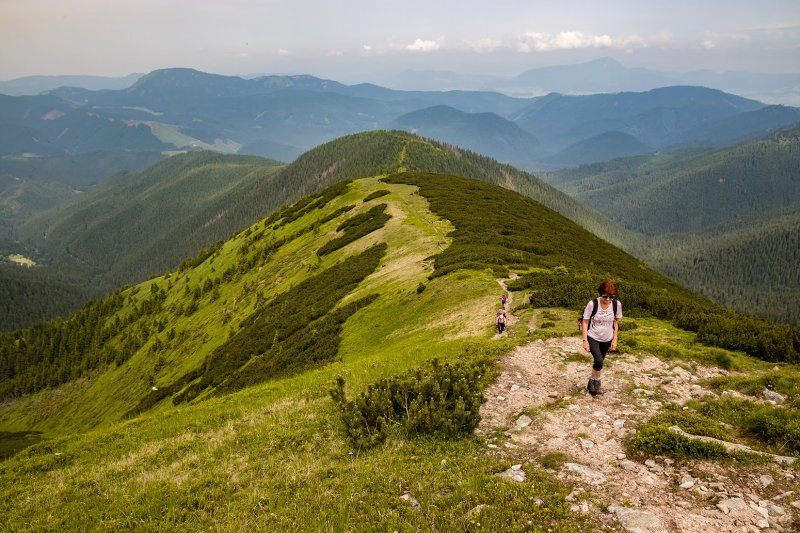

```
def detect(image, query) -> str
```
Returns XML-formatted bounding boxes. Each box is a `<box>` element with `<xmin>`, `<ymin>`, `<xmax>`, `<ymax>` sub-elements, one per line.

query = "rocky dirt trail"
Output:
<box><xmin>476</xmin><ymin>336</ymin><xmax>800</xmax><ymax>532</ymax></box>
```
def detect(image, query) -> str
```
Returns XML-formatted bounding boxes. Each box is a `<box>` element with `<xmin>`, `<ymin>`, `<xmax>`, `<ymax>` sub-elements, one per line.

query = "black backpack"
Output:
<box><xmin>578</xmin><ymin>298</ymin><xmax>618</xmax><ymax>331</ymax></box>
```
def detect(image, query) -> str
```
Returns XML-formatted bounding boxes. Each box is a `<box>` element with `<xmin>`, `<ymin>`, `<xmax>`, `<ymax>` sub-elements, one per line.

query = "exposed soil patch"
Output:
<box><xmin>477</xmin><ymin>337</ymin><xmax>799</xmax><ymax>532</ymax></box>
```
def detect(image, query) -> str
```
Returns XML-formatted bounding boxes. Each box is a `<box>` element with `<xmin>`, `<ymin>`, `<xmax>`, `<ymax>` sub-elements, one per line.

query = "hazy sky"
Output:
<box><xmin>1</xmin><ymin>0</ymin><xmax>799</xmax><ymax>82</ymax></box>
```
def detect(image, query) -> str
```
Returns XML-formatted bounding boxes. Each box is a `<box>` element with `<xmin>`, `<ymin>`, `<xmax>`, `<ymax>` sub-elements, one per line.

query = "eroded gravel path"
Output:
<box><xmin>476</xmin><ymin>337</ymin><xmax>800</xmax><ymax>532</ymax></box>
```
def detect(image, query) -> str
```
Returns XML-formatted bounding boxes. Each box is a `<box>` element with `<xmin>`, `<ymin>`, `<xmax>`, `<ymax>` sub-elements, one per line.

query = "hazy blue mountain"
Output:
<box><xmin>0</xmin><ymin>73</ymin><xmax>143</xmax><ymax>96</ymax></box>
<box><xmin>512</xmin><ymin>57</ymin><xmax>672</xmax><ymax>93</ymax></box>
<box><xmin>0</xmin><ymin>93</ymin><xmax>169</xmax><ymax>156</ymax></box>
<box><xmin>668</xmin><ymin>105</ymin><xmax>800</xmax><ymax>149</ymax></box>
<box><xmin>390</xmin><ymin>105</ymin><xmax>541</xmax><ymax>163</ymax></box>
<box><xmin>543</xmin><ymin>131</ymin><xmax>653</xmax><ymax>166</ymax></box>
<box><xmin>511</xmin><ymin>86</ymin><xmax>766</xmax><ymax>158</ymax></box>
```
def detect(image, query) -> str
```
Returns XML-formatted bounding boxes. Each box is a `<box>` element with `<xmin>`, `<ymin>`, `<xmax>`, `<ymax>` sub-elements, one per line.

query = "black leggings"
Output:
<box><xmin>588</xmin><ymin>337</ymin><xmax>612</xmax><ymax>371</ymax></box>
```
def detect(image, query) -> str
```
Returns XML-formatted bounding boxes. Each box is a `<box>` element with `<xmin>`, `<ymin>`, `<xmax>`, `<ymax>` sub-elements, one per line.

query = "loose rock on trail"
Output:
<box><xmin>476</xmin><ymin>337</ymin><xmax>799</xmax><ymax>532</ymax></box>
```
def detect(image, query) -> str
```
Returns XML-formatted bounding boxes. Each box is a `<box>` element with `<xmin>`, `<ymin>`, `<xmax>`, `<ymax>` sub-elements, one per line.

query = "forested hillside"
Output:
<box><xmin>548</xmin><ymin>127</ymin><xmax>800</xmax><ymax>235</ymax></box>
<box><xmin>648</xmin><ymin>208</ymin><xmax>800</xmax><ymax>324</ymax></box>
<box><xmin>2</xmin><ymin>152</ymin><xmax>283</xmax><ymax>329</ymax></box>
<box><xmin>0</xmin><ymin>150</ymin><xmax>166</xmax><ymax>249</ymax></box>
<box><xmin>545</xmin><ymin>127</ymin><xmax>800</xmax><ymax>323</ymax></box>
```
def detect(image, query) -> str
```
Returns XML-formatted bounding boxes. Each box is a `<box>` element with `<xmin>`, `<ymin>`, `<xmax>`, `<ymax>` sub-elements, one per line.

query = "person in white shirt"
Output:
<box><xmin>581</xmin><ymin>279</ymin><xmax>622</xmax><ymax>396</ymax></box>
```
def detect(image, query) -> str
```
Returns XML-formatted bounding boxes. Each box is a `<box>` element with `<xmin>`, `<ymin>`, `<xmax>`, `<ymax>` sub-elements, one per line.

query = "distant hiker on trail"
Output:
<box><xmin>581</xmin><ymin>279</ymin><xmax>622</xmax><ymax>396</ymax></box>
<box><xmin>496</xmin><ymin>308</ymin><xmax>507</xmax><ymax>334</ymax></box>
<box><xmin>501</xmin><ymin>294</ymin><xmax>508</xmax><ymax>309</ymax></box>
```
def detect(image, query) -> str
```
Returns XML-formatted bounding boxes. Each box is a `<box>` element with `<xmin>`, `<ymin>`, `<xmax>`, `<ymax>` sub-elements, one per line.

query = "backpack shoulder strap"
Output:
<box><xmin>587</xmin><ymin>298</ymin><xmax>599</xmax><ymax>329</ymax></box>
<box><xmin>613</xmin><ymin>299</ymin><xmax>619</xmax><ymax>317</ymax></box>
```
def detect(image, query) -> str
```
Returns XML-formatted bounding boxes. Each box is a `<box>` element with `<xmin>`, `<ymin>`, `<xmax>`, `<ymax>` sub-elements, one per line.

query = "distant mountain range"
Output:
<box><xmin>360</xmin><ymin>57</ymin><xmax>800</xmax><ymax>106</ymax></box>
<box><xmin>0</xmin><ymin>73</ymin><xmax>144</xmax><ymax>96</ymax></box>
<box><xmin>1</xmin><ymin>66</ymin><xmax>798</xmax><ymax>174</ymax></box>
<box><xmin>6</xmin><ymin>57</ymin><xmax>796</xmax><ymax>105</ymax></box>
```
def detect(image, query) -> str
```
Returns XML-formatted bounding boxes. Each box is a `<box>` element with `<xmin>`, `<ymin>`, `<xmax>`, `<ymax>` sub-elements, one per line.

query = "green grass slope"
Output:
<box><xmin>0</xmin><ymin>173</ymin><xmax>798</xmax><ymax>531</ymax></box>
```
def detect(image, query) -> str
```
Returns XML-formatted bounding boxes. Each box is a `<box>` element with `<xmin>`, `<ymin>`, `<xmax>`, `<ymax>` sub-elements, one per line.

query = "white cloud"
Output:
<box><xmin>700</xmin><ymin>39</ymin><xmax>716</xmax><ymax>49</ymax></box>
<box><xmin>471</xmin><ymin>38</ymin><xmax>504</xmax><ymax>53</ymax></box>
<box><xmin>516</xmin><ymin>31</ymin><xmax>644</xmax><ymax>52</ymax></box>
<box><xmin>327</xmin><ymin>49</ymin><xmax>344</xmax><ymax>57</ymax></box>
<box><xmin>406</xmin><ymin>38</ymin><xmax>440</xmax><ymax>52</ymax></box>
<box><xmin>277</xmin><ymin>48</ymin><xmax>289</xmax><ymax>56</ymax></box>
<box><xmin>362</xmin><ymin>44</ymin><xmax>373</xmax><ymax>53</ymax></box>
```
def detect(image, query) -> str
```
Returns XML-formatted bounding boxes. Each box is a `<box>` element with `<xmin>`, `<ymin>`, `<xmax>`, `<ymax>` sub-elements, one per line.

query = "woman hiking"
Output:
<box><xmin>581</xmin><ymin>279</ymin><xmax>622</xmax><ymax>396</ymax></box>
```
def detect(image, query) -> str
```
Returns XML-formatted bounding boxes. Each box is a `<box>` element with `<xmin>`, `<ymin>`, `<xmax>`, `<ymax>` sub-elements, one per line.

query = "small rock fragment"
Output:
<box><xmin>515</xmin><ymin>415</ymin><xmax>533</xmax><ymax>428</ymax></box>
<box><xmin>497</xmin><ymin>464</ymin><xmax>526</xmax><ymax>483</ymax></box>
<box><xmin>400</xmin><ymin>492</ymin><xmax>420</xmax><ymax>511</ymax></box>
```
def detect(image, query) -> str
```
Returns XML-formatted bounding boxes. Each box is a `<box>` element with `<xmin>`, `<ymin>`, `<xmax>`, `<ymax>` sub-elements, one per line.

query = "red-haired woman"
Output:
<box><xmin>581</xmin><ymin>279</ymin><xmax>622</xmax><ymax>396</ymax></box>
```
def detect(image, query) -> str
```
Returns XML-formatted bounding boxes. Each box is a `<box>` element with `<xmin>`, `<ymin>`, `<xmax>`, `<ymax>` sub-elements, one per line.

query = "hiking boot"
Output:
<box><xmin>587</xmin><ymin>378</ymin><xmax>596</xmax><ymax>395</ymax></box>
<box><xmin>593</xmin><ymin>379</ymin><xmax>603</xmax><ymax>395</ymax></box>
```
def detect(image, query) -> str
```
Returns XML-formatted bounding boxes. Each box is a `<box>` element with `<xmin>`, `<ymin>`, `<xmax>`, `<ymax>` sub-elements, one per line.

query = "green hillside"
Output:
<box><xmin>648</xmin><ymin>207</ymin><xmax>800</xmax><ymax>324</ymax></box>
<box><xmin>546</xmin><ymin>127</ymin><xmax>800</xmax><ymax>323</ymax></box>
<box><xmin>547</xmin><ymin>127</ymin><xmax>800</xmax><ymax>235</ymax></box>
<box><xmin>2</xmin><ymin>152</ymin><xmax>285</xmax><ymax>328</ymax></box>
<box><xmin>1</xmin><ymin>172</ymin><xmax>798</xmax><ymax>530</ymax></box>
<box><xmin>8</xmin><ymin>131</ymin><xmax>635</xmax><ymax>330</ymax></box>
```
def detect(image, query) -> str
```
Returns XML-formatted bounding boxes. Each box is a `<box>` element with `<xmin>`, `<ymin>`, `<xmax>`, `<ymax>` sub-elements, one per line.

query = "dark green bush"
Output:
<box><xmin>330</xmin><ymin>358</ymin><xmax>489</xmax><ymax>448</ymax></box>
<box><xmin>708</xmin><ymin>369</ymin><xmax>800</xmax><ymax>398</ymax></box>
<box><xmin>363</xmin><ymin>190</ymin><xmax>391</xmax><ymax>202</ymax></box>
<box><xmin>274</xmin><ymin>180</ymin><xmax>352</xmax><ymax>228</ymax></box>
<box><xmin>317</xmin><ymin>204</ymin><xmax>391</xmax><ymax>256</ymax></box>
<box><xmin>628</xmin><ymin>424</ymin><xmax>728</xmax><ymax>459</ymax></box>
<box><xmin>743</xmin><ymin>407</ymin><xmax>800</xmax><ymax>454</ymax></box>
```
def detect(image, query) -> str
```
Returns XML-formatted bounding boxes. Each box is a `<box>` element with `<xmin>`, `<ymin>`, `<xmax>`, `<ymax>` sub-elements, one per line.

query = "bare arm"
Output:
<box><xmin>581</xmin><ymin>319</ymin><xmax>590</xmax><ymax>352</ymax></box>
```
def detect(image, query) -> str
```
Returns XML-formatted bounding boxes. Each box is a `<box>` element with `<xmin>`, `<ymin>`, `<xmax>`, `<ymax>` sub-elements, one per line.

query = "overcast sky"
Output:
<box><xmin>1</xmin><ymin>0</ymin><xmax>799</xmax><ymax>82</ymax></box>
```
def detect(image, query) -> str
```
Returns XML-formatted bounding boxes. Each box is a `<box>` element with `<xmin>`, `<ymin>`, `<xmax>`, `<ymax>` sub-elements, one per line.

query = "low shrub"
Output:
<box><xmin>317</xmin><ymin>204</ymin><xmax>391</xmax><ymax>256</ymax></box>
<box><xmin>330</xmin><ymin>358</ymin><xmax>489</xmax><ymax>448</ymax></box>
<box><xmin>628</xmin><ymin>424</ymin><xmax>728</xmax><ymax>459</ymax></box>
<box><xmin>708</xmin><ymin>369</ymin><xmax>800</xmax><ymax>399</ymax></box>
<box><xmin>363</xmin><ymin>189</ymin><xmax>391</xmax><ymax>202</ymax></box>
<box><xmin>743</xmin><ymin>407</ymin><xmax>800</xmax><ymax>454</ymax></box>
<box><xmin>538</xmin><ymin>451</ymin><xmax>569</xmax><ymax>469</ymax></box>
